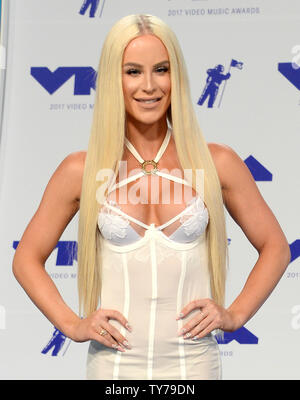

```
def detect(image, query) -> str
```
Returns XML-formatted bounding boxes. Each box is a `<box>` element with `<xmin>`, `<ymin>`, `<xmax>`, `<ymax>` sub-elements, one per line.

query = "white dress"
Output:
<box><xmin>86</xmin><ymin>128</ymin><xmax>221</xmax><ymax>380</ymax></box>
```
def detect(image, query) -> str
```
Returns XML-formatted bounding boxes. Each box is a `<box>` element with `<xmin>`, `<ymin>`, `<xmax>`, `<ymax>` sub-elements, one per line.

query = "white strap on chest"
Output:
<box><xmin>124</xmin><ymin>128</ymin><xmax>171</xmax><ymax>165</ymax></box>
<box><xmin>108</xmin><ymin>128</ymin><xmax>192</xmax><ymax>193</ymax></box>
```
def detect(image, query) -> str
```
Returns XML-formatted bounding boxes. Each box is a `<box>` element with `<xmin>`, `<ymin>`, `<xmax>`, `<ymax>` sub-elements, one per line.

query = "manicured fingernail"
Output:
<box><xmin>125</xmin><ymin>323</ymin><xmax>132</xmax><ymax>331</ymax></box>
<box><xmin>192</xmin><ymin>336</ymin><xmax>199</xmax><ymax>341</ymax></box>
<box><xmin>112</xmin><ymin>344</ymin><xmax>125</xmax><ymax>352</ymax></box>
<box><xmin>176</xmin><ymin>313</ymin><xmax>184</xmax><ymax>320</ymax></box>
<box><xmin>123</xmin><ymin>340</ymin><xmax>132</xmax><ymax>349</ymax></box>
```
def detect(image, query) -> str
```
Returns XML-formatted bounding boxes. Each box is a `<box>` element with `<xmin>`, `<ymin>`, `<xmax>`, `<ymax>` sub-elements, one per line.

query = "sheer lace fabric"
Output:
<box><xmin>98</xmin><ymin>194</ymin><xmax>209</xmax><ymax>246</ymax></box>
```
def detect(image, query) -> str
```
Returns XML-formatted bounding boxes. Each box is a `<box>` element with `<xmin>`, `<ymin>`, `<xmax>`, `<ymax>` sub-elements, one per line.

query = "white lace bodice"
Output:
<box><xmin>98</xmin><ymin>195</ymin><xmax>209</xmax><ymax>246</ymax></box>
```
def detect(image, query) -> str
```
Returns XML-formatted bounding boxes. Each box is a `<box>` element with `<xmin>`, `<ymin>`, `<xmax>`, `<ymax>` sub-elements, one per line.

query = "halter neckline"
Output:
<box><xmin>107</xmin><ymin>127</ymin><xmax>192</xmax><ymax>193</ymax></box>
<box><xmin>124</xmin><ymin>128</ymin><xmax>171</xmax><ymax>174</ymax></box>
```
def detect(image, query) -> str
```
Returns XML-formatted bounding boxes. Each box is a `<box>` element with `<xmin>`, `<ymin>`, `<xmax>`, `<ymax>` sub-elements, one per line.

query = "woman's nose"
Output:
<box><xmin>142</xmin><ymin>72</ymin><xmax>156</xmax><ymax>93</ymax></box>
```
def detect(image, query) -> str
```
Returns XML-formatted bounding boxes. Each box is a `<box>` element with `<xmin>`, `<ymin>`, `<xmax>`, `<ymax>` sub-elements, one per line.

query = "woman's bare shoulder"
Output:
<box><xmin>12</xmin><ymin>151</ymin><xmax>87</xmax><ymax>266</ymax></box>
<box><xmin>69</xmin><ymin>150</ymin><xmax>87</xmax><ymax>169</ymax></box>
<box><xmin>207</xmin><ymin>142</ymin><xmax>239</xmax><ymax>190</ymax></box>
<box><xmin>207</xmin><ymin>142</ymin><xmax>232</xmax><ymax>159</ymax></box>
<box><xmin>207</xmin><ymin>142</ymin><xmax>230</xmax><ymax>189</ymax></box>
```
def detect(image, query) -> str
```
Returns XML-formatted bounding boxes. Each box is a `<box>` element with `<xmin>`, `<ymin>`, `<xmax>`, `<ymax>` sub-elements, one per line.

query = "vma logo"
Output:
<box><xmin>78</xmin><ymin>0</ymin><xmax>106</xmax><ymax>18</ymax></box>
<box><xmin>290</xmin><ymin>240</ymin><xmax>300</xmax><ymax>263</ymax></box>
<box><xmin>13</xmin><ymin>241</ymin><xmax>77</xmax><ymax>266</ymax></box>
<box><xmin>278</xmin><ymin>62</ymin><xmax>300</xmax><ymax>91</ymax></box>
<box><xmin>42</xmin><ymin>326</ymin><xmax>72</xmax><ymax>356</ymax></box>
<box><xmin>198</xmin><ymin>59</ymin><xmax>243</xmax><ymax>108</ymax></box>
<box><xmin>216</xmin><ymin>327</ymin><xmax>259</xmax><ymax>345</ymax></box>
<box><xmin>244</xmin><ymin>155</ymin><xmax>272</xmax><ymax>181</ymax></box>
<box><xmin>31</xmin><ymin>67</ymin><xmax>96</xmax><ymax>95</ymax></box>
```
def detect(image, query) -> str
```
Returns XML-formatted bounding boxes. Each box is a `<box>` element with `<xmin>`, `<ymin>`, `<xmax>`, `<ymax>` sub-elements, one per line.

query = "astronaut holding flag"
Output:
<box><xmin>197</xmin><ymin>59</ymin><xmax>243</xmax><ymax>108</ymax></box>
<box><xmin>197</xmin><ymin>64</ymin><xmax>230</xmax><ymax>108</ymax></box>
<box><xmin>79</xmin><ymin>0</ymin><xmax>106</xmax><ymax>18</ymax></box>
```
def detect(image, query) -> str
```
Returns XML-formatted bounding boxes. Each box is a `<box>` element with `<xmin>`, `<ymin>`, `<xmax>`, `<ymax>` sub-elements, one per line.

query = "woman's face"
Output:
<box><xmin>122</xmin><ymin>34</ymin><xmax>171</xmax><ymax>126</ymax></box>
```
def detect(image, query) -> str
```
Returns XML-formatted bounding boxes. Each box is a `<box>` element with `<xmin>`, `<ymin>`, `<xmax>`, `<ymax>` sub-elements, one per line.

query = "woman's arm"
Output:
<box><xmin>12</xmin><ymin>152</ymin><xmax>85</xmax><ymax>337</ymax></box>
<box><xmin>218</xmin><ymin>144</ymin><xmax>291</xmax><ymax>328</ymax></box>
<box><xmin>177</xmin><ymin>144</ymin><xmax>291</xmax><ymax>337</ymax></box>
<box><xmin>13</xmin><ymin>151</ymin><xmax>131</xmax><ymax>351</ymax></box>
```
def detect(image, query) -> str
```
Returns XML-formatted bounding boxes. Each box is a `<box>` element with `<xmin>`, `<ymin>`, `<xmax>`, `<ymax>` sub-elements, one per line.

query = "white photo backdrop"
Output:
<box><xmin>0</xmin><ymin>0</ymin><xmax>299</xmax><ymax>379</ymax></box>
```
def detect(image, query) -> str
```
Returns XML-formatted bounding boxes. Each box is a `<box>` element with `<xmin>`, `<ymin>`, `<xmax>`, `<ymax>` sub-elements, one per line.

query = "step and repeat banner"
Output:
<box><xmin>0</xmin><ymin>0</ymin><xmax>299</xmax><ymax>380</ymax></box>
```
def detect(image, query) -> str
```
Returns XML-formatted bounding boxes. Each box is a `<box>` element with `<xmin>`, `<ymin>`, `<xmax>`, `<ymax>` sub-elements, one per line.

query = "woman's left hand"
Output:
<box><xmin>176</xmin><ymin>298</ymin><xmax>241</xmax><ymax>339</ymax></box>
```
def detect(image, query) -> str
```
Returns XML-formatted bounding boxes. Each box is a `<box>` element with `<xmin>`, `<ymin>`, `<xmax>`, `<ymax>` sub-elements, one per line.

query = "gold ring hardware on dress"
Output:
<box><xmin>141</xmin><ymin>160</ymin><xmax>158</xmax><ymax>175</ymax></box>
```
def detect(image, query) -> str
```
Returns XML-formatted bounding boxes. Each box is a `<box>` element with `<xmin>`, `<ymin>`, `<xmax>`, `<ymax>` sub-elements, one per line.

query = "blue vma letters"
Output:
<box><xmin>290</xmin><ymin>240</ymin><xmax>300</xmax><ymax>264</ymax></box>
<box><xmin>216</xmin><ymin>327</ymin><xmax>258</xmax><ymax>345</ymax></box>
<box><xmin>13</xmin><ymin>240</ymin><xmax>77</xmax><ymax>266</ymax></box>
<box><xmin>31</xmin><ymin>67</ymin><xmax>96</xmax><ymax>95</ymax></box>
<box><xmin>278</xmin><ymin>62</ymin><xmax>300</xmax><ymax>91</ymax></box>
<box><xmin>243</xmin><ymin>156</ymin><xmax>272</xmax><ymax>181</ymax></box>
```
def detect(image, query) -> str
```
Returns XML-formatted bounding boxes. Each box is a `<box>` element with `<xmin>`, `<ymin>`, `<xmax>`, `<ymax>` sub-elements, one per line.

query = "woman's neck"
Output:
<box><xmin>125</xmin><ymin>119</ymin><xmax>169</xmax><ymax>159</ymax></box>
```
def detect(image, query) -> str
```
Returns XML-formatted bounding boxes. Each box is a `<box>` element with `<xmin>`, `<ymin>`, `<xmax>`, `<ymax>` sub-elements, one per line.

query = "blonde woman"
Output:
<box><xmin>13</xmin><ymin>15</ymin><xmax>290</xmax><ymax>380</ymax></box>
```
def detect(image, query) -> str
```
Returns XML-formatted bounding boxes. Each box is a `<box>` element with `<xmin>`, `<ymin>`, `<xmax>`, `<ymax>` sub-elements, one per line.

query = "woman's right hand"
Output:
<box><xmin>70</xmin><ymin>308</ymin><xmax>132</xmax><ymax>352</ymax></box>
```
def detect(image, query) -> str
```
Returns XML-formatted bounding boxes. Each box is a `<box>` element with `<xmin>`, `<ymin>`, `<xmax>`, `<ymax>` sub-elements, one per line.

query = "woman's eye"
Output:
<box><xmin>156</xmin><ymin>67</ymin><xmax>169</xmax><ymax>73</ymax></box>
<box><xmin>126</xmin><ymin>69</ymin><xmax>140</xmax><ymax>76</ymax></box>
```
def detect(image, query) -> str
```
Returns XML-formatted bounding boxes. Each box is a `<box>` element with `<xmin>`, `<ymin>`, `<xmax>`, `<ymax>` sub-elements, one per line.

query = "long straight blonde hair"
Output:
<box><xmin>77</xmin><ymin>14</ymin><xmax>228</xmax><ymax>317</ymax></box>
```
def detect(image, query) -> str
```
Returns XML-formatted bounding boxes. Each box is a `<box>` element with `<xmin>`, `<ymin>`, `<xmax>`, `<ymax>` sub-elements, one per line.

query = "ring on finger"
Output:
<box><xmin>99</xmin><ymin>328</ymin><xmax>108</xmax><ymax>336</ymax></box>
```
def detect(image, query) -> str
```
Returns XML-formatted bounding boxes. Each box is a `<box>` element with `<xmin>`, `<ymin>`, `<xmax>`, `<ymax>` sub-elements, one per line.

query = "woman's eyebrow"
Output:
<box><xmin>123</xmin><ymin>60</ymin><xmax>170</xmax><ymax>68</ymax></box>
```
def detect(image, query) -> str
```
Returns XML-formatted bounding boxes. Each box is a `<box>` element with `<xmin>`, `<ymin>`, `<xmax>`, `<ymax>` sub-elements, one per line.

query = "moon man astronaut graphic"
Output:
<box><xmin>79</xmin><ymin>0</ymin><xmax>106</xmax><ymax>18</ymax></box>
